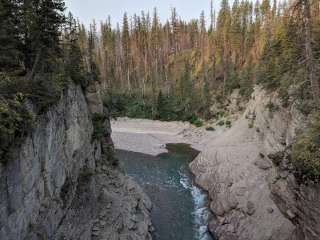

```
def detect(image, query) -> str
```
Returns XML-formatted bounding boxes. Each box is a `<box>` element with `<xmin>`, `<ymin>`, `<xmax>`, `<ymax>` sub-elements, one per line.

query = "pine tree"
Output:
<box><xmin>231</xmin><ymin>0</ymin><xmax>241</xmax><ymax>67</ymax></box>
<box><xmin>217</xmin><ymin>0</ymin><xmax>232</xmax><ymax>95</ymax></box>
<box><xmin>63</xmin><ymin>12</ymin><xmax>86</xmax><ymax>85</ymax></box>
<box><xmin>88</xmin><ymin>24</ymin><xmax>99</xmax><ymax>82</ymax></box>
<box><xmin>22</xmin><ymin>0</ymin><xmax>65</xmax><ymax>77</ymax></box>
<box><xmin>0</xmin><ymin>0</ymin><xmax>22</xmax><ymax>72</ymax></box>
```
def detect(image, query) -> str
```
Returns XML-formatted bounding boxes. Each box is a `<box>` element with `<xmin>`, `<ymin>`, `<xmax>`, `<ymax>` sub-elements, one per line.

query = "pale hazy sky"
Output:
<box><xmin>65</xmin><ymin>0</ymin><xmax>221</xmax><ymax>27</ymax></box>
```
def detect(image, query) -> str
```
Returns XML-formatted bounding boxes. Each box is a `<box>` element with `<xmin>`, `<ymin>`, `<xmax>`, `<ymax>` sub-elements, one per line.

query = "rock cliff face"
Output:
<box><xmin>0</xmin><ymin>82</ymin><xmax>152</xmax><ymax>240</ymax></box>
<box><xmin>271</xmin><ymin>169</ymin><xmax>320</xmax><ymax>240</ymax></box>
<box><xmin>190</xmin><ymin>86</ymin><xmax>320</xmax><ymax>240</ymax></box>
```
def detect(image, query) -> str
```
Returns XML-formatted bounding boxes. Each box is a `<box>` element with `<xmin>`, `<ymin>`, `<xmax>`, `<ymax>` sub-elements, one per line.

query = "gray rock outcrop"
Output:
<box><xmin>270</xmin><ymin>152</ymin><xmax>320</xmax><ymax>240</ymax></box>
<box><xmin>0</xmin><ymin>82</ymin><xmax>152</xmax><ymax>240</ymax></box>
<box><xmin>190</xmin><ymin>86</ymin><xmax>318</xmax><ymax>240</ymax></box>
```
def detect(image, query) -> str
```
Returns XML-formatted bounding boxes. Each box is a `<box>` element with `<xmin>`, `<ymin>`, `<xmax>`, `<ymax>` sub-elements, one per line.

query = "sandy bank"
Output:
<box><xmin>111</xmin><ymin>117</ymin><xmax>222</xmax><ymax>155</ymax></box>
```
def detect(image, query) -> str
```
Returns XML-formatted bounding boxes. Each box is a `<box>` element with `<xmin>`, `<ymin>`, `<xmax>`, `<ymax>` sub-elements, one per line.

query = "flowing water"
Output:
<box><xmin>115</xmin><ymin>143</ymin><xmax>213</xmax><ymax>240</ymax></box>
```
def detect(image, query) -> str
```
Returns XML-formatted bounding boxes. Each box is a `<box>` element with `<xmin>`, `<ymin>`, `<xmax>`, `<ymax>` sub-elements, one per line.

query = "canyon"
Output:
<box><xmin>1</xmin><ymin>83</ymin><xmax>320</xmax><ymax>240</ymax></box>
<box><xmin>113</xmin><ymin>87</ymin><xmax>320</xmax><ymax>240</ymax></box>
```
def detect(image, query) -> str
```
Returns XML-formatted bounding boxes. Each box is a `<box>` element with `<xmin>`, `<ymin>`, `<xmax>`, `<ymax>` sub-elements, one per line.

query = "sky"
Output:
<box><xmin>64</xmin><ymin>0</ymin><xmax>221</xmax><ymax>28</ymax></box>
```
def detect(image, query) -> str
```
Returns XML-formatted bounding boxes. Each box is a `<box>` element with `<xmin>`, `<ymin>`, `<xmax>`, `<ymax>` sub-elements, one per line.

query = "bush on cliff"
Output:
<box><xmin>92</xmin><ymin>113</ymin><xmax>107</xmax><ymax>141</ymax></box>
<box><xmin>292</xmin><ymin>112</ymin><xmax>320</xmax><ymax>182</ymax></box>
<box><xmin>0</xmin><ymin>94</ymin><xmax>34</xmax><ymax>162</ymax></box>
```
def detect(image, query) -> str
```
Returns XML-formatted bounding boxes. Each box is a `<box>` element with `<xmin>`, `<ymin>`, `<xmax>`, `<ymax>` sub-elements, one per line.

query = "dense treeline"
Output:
<box><xmin>74</xmin><ymin>0</ymin><xmax>320</xmax><ymax>180</ymax></box>
<box><xmin>76</xmin><ymin>0</ymin><xmax>320</xmax><ymax>122</ymax></box>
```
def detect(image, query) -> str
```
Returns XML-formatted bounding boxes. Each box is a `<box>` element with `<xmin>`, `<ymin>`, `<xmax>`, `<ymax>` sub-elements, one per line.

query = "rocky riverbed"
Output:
<box><xmin>112</xmin><ymin>86</ymin><xmax>320</xmax><ymax>240</ymax></box>
<box><xmin>112</xmin><ymin>119</ymin><xmax>215</xmax><ymax>240</ymax></box>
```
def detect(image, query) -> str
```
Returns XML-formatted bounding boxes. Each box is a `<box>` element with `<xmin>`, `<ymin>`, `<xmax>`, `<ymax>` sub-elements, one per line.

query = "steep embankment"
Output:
<box><xmin>0</xmin><ymin>82</ymin><xmax>152</xmax><ymax>240</ymax></box>
<box><xmin>190</xmin><ymin>86</ymin><xmax>320</xmax><ymax>240</ymax></box>
<box><xmin>111</xmin><ymin>86</ymin><xmax>320</xmax><ymax>240</ymax></box>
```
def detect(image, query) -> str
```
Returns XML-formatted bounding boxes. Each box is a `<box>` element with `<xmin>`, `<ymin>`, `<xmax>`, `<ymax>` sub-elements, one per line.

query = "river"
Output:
<box><xmin>115</xmin><ymin>143</ymin><xmax>213</xmax><ymax>240</ymax></box>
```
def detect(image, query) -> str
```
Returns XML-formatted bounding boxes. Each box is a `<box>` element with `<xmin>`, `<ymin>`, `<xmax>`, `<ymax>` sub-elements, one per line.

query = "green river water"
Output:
<box><xmin>115</xmin><ymin>143</ymin><xmax>214</xmax><ymax>240</ymax></box>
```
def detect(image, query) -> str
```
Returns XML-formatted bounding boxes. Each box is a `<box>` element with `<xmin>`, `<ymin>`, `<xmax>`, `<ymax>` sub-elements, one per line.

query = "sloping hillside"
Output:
<box><xmin>190</xmin><ymin>86</ymin><xmax>313</xmax><ymax>240</ymax></box>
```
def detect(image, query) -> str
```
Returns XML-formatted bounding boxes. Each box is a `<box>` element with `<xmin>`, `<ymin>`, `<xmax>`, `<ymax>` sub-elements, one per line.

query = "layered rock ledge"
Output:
<box><xmin>190</xmin><ymin>87</ymin><xmax>318</xmax><ymax>240</ymax></box>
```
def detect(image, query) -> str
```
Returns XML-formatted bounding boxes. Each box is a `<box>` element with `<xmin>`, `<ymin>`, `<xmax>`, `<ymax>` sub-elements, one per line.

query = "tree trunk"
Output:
<box><xmin>127</xmin><ymin>67</ymin><xmax>131</xmax><ymax>92</ymax></box>
<box><xmin>221</xmin><ymin>46</ymin><xmax>228</xmax><ymax>97</ymax></box>
<box><xmin>27</xmin><ymin>49</ymin><xmax>42</xmax><ymax>82</ymax></box>
<box><xmin>303</xmin><ymin>0</ymin><xmax>320</xmax><ymax>105</ymax></box>
<box><xmin>212</xmin><ymin>52</ymin><xmax>216</xmax><ymax>89</ymax></box>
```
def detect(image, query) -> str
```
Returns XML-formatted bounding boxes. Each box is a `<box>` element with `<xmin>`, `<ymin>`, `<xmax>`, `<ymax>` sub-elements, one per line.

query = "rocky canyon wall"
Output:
<box><xmin>0</xmin><ymin>82</ymin><xmax>152</xmax><ymax>240</ymax></box>
<box><xmin>190</xmin><ymin>86</ymin><xmax>320</xmax><ymax>240</ymax></box>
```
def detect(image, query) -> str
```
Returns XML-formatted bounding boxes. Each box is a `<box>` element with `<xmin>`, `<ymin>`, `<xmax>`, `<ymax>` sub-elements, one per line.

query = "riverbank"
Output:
<box><xmin>111</xmin><ymin>117</ymin><xmax>223</xmax><ymax>155</ymax></box>
<box><xmin>111</xmin><ymin>87</ymin><xmax>299</xmax><ymax>240</ymax></box>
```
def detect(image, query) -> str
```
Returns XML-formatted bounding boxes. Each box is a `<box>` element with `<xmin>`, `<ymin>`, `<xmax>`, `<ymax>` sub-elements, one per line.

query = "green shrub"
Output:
<box><xmin>0</xmin><ymin>72</ymin><xmax>68</xmax><ymax>114</ymax></box>
<box><xmin>239</xmin><ymin>66</ymin><xmax>254</xmax><ymax>99</ymax></box>
<box><xmin>217</xmin><ymin>111</ymin><xmax>226</xmax><ymax>118</ymax></box>
<box><xmin>190</xmin><ymin>118</ymin><xmax>203</xmax><ymax>127</ymax></box>
<box><xmin>296</xmin><ymin>99</ymin><xmax>314</xmax><ymax>116</ymax></box>
<box><xmin>0</xmin><ymin>94</ymin><xmax>34</xmax><ymax>162</ymax></box>
<box><xmin>226</xmin><ymin>120</ymin><xmax>232</xmax><ymax>128</ymax></box>
<box><xmin>92</xmin><ymin>113</ymin><xmax>106</xmax><ymax>141</ymax></box>
<box><xmin>29</xmin><ymin>73</ymin><xmax>68</xmax><ymax>112</ymax></box>
<box><xmin>225</xmin><ymin>68</ymin><xmax>240</xmax><ymax>93</ymax></box>
<box><xmin>126</xmin><ymin>98</ymin><xmax>154</xmax><ymax>119</ymax></box>
<box><xmin>206</xmin><ymin>126</ymin><xmax>215</xmax><ymax>131</ymax></box>
<box><xmin>0</xmin><ymin>73</ymin><xmax>29</xmax><ymax>97</ymax></box>
<box><xmin>292</xmin><ymin>113</ymin><xmax>320</xmax><ymax>182</ymax></box>
<box><xmin>218</xmin><ymin>120</ymin><xmax>225</xmax><ymax>126</ymax></box>
<box><xmin>102</xmin><ymin>90</ymin><xmax>127</xmax><ymax>118</ymax></box>
<box><xmin>266</xmin><ymin>101</ymin><xmax>279</xmax><ymax>112</ymax></box>
<box><xmin>0</xmin><ymin>70</ymin><xmax>69</xmax><ymax>163</ymax></box>
<box><xmin>103</xmin><ymin>90</ymin><xmax>205</xmax><ymax>126</ymax></box>
<box><xmin>239</xmin><ymin>86</ymin><xmax>253</xmax><ymax>99</ymax></box>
